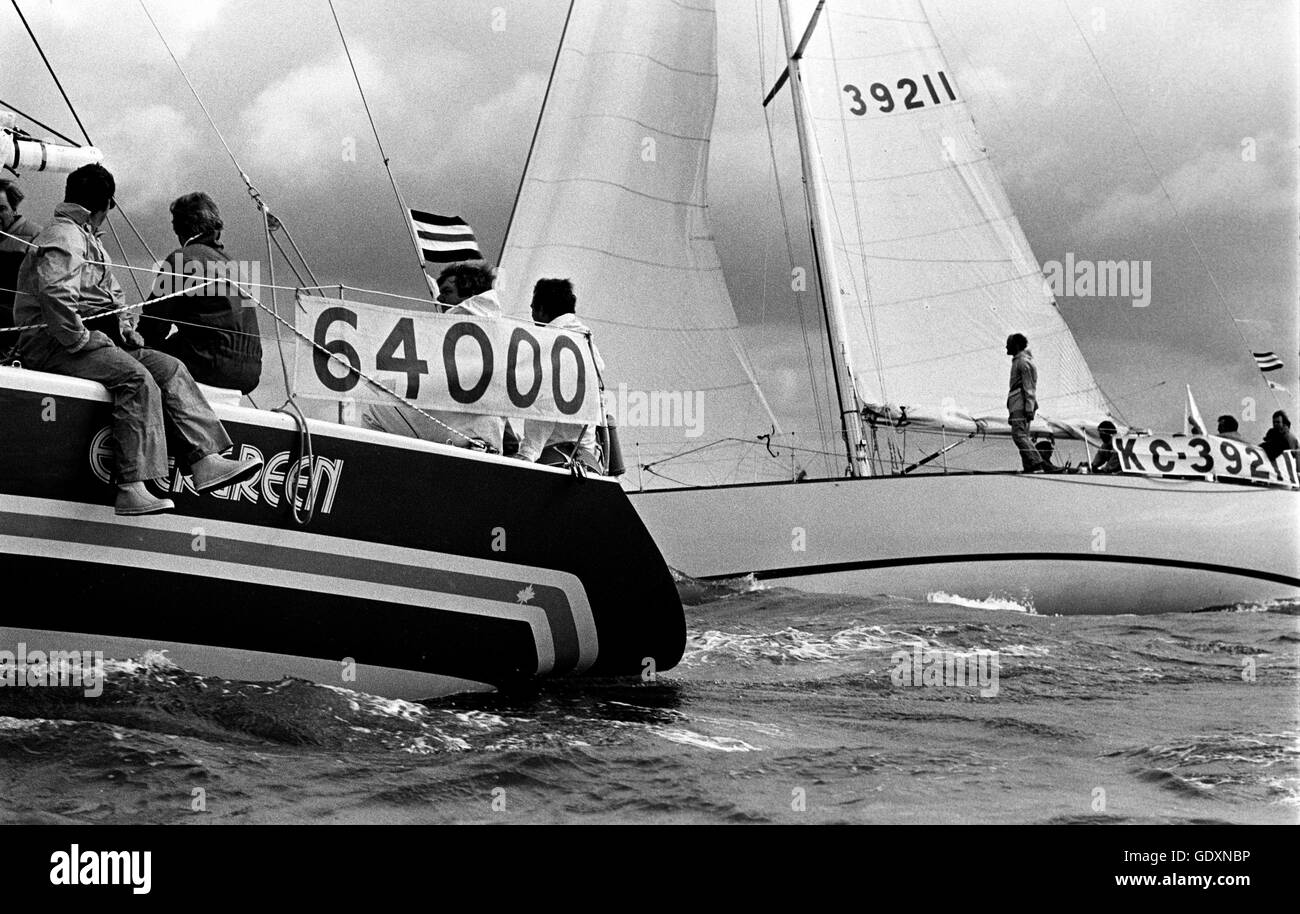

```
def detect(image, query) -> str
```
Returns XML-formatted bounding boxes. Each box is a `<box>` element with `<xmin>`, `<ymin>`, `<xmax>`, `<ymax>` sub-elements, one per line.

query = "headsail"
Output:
<box><xmin>791</xmin><ymin>0</ymin><xmax>1114</xmax><ymax>438</ymax></box>
<box><xmin>499</xmin><ymin>0</ymin><xmax>782</xmax><ymax>484</ymax></box>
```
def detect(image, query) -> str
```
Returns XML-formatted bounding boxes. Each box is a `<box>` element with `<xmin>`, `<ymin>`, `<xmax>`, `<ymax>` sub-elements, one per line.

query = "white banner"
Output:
<box><xmin>1115</xmin><ymin>433</ymin><xmax>1299</xmax><ymax>489</ymax></box>
<box><xmin>294</xmin><ymin>295</ymin><xmax>602</xmax><ymax>425</ymax></box>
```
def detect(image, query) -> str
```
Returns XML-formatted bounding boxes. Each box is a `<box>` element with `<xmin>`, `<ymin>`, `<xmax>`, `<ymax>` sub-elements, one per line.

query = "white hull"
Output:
<box><xmin>630</xmin><ymin>472</ymin><xmax>1300</xmax><ymax>614</ymax></box>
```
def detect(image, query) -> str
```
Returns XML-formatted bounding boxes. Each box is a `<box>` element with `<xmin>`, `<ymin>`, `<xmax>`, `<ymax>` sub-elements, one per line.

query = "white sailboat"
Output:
<box><xmin>499</xmin><ymin>0</ymin><xmax>1299</xmax><ymax>614</ymax></box>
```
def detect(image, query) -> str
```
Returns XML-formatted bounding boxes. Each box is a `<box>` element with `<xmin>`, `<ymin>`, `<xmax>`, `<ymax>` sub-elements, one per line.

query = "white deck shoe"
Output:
<box><xmin>192</xmin><ymin>453</ymin><xmax>265</xmax><ymax>494</ymax></box>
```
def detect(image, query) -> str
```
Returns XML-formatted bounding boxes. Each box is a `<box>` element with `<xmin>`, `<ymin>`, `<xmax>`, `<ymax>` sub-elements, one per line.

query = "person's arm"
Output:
<box><xmin>33</xmin><ymin>242</ymin><xmax>99</xmax><ymax>352</ymax></box>
<box><xmin>139</xmin><ymin>251</ymin><xmax>182</xmax><ymax>347</ymax></box>
<box><xmin>1022</xmin><ymin>358</ymin><xmax>1038</xmax><ymax>415</ymax></box>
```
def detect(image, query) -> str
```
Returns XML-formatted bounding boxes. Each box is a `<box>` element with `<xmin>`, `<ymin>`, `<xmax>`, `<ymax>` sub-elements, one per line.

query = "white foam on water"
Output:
<box><xmin>1215</xmin><ymin>598</ymin><xmax>1300</xmax><ymax>614</ymax></box>
<box><xmin>926</xmin><ymin>591</ymin><xmax>1037</xmax><ymax>614</ymax></box>
<box><xmin>0</xmin><ymin>715</ymin><xmax>48</xmax><ymax>731</ymax></box>
<box><xmin>319</xmin><ymin>683</ymin><xmax>430</xmax><ymax>722</ymax></box>
<box><xmin>450</xmin><ymin>710</ymin><xmax>512</xmax><ymax>730</ymax></box>
<box><xmin>649</xmin><ymin>727</ymin><xmax>762</xmax><ymax>752</ymax></box>
<box><xmin>681</xmin><ymin>624</ymin><xmax>937</xmax><ymax>666</ymax></box>
<box><xmin>102</xmin><ymin>650</ymin><xmax>181</xmax><ymax>675</ymax></box>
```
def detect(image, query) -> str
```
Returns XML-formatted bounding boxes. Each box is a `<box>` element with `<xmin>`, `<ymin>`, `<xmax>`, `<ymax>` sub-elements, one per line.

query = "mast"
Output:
<box><xmin>776</xmin><ymin>0</ymin><xmax>869</xmax><ymax>477</ymax></box>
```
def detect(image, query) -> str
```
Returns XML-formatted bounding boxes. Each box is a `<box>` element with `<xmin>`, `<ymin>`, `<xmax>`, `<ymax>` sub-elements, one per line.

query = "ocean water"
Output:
<box><xmin>1</xmin><ymin>581</ymin><xmax>1296</xmax><ymax>825</ymax></box>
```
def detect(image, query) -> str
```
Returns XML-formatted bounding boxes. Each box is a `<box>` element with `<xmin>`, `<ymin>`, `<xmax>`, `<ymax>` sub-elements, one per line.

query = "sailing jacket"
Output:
<box><xmin>1007</xmin><ymin>349</ymin><xmax>1038</xmax><ymax>418</ymax></box>
<box><xmin>14</xmin><ymin>202</ymin><xmax>123</xmax><ymax>354</ymax></box>
<box><xmin>515</xmin><ymin>311</ymin><xmax>605</xmax><ymax>465</ymax></box>
<box><xmin>1</xmin><ymin>214</ymin><xmax>40</xmax><ymax>325</ymax></box>
<box><xmin>139</xmin><ymin>235</ymin><xmax>263</xmax><ymax>394</ymax></box>
<box><xmin>363</xmin><ymin>290</ymin><xmax>506</xmax><ymax>452</ymax></box>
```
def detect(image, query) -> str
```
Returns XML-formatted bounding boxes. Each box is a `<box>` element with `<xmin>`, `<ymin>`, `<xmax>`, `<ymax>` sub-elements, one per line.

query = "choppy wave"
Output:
<box><xmin>2</xmin><ymin>583</ymin><xmax>1295</xmax><ymax>824</ymax></box>
<box><xmin>926</xmin><ymin>591</ymin><xmax>1036</xmax><ymax>613</ymax></box>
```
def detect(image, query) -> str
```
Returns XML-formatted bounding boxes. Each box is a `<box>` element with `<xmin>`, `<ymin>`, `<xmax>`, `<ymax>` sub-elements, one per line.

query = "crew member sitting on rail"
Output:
<box><xmin>1216</xmin><ymin>414</ymin><xmax>1246</xmax><ymax>443</ymax></box>
<box><xmin>1089</xmin><ymin>419</ymin><xmax>1120</xmax><ymax>474</ymax></box>
<box><xmin>0</xmin><ymin>178</ymin><xmax>40</xmax><ymax>335</ymax></box>
<box><xmin>13</xmin><ymin>164</ymin><xmax>263</xmax><ymax>516</ymax></box>
<box><xmin>1261</xmin><ymin>409</ymin><xmax>1299</xmax><ymax>462</ymax></box>
<box><xmin>138</xmin><ymin>192</ymin><xmax>262</xmax><ymax>397</ymax></box>
<box><xmin>513</xmin><ymin>278</ymin><xmax>604</xmax><ymax>473</ymax></box>
<box><xmin>363</xmin><ymin>260</ymin><xmax>505</xmax><ymax>452</ymax></box>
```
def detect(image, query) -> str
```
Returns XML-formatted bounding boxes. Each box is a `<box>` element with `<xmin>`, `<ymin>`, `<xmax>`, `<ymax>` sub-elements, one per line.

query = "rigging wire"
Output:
<box><xmin>0</xmin><ymin>97</ymin><xmax>77</xmax><ymax>145</ymax></box>
<box><xmin>326</xmin><ymin>0</ymin><xmax>432</xmax><ymax>300</ymax></box>
<box><xmin>1060</xmin><ymin>0</ymin><xmax>1283</xmax><ymax>412</ymax></box>
<box><xmin>500</xmin><ymin>0</ymin><xmax>576</xmax><ymax>258</ymax></box>
<box><xmin>8</xmin><ymin>0</ymin><xmax>156</xmax><ymax>301</ymax></box>
<box><xmin>755</xmin><ymin>0</ymin><xmax>833</xmax><ymax>477</ymax></box>
<box><xmin>136</xmin><ymin>0</ymin><xmax>321</xmax><ymax>292</ymax></box>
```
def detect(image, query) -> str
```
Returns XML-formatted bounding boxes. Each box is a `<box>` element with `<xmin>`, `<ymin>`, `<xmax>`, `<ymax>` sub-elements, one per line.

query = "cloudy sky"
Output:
<box><xmin>4</xmin><ymin>0</ymin><xmax>1296</xmax><ymax>448</ymax></box>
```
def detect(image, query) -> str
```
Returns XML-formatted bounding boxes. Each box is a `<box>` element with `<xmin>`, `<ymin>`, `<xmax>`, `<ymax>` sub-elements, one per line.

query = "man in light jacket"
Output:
<box><xmin>14</xmin><ymin>164</ymin><xmax>262</xmax><ymax>515</ymax></box>
<box><xmin>1006</xmin><ymin>332</ymin><xmax>1048</xmax><ymax>473</ymax></box>
<box><xmin>513</xmin><ymin>278</ymin><xmax>604</xmax><ymax>473</ymax></box>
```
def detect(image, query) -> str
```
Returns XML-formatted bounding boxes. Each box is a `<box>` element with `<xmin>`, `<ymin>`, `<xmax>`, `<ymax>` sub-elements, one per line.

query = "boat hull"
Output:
<box><xmin>0</xmin><ymin>367</ymin><xmax>685</xmax><ymax>698</ymax></box>
<box><xmin>630</xmin><ymin>472</ymin><xmax>1300</xmax><ymax>614</ymax></box>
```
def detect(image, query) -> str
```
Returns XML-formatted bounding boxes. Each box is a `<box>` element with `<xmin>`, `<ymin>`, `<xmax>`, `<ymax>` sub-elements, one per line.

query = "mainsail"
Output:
<box><xmin>791</xmin><ymin>0</ymin><xmax>1114</xmax><ymax>437</ymax></box>
<box><xmin>498</xmin><ymin>0</ymin><xmax>783</xmax><ymax>485</ymax></box>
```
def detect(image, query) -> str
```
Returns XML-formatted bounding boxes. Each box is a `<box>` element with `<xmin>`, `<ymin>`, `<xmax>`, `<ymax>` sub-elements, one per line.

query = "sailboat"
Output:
<box><xmin>0</xmin><ymin>117</ymin><xmax>685</xmax><ymax>697</ymax></box>
<box><xmin>499</xmin><ymin>0</ymin><xmax>1300</xmax><ymax>615</ymax></box>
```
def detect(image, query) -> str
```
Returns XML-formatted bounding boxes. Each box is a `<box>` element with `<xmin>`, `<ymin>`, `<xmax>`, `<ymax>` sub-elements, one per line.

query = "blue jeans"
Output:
<box><xmin>22</xmin><ymin>333</ymin><xmax>231</xmax><ymax>483</ymax></box>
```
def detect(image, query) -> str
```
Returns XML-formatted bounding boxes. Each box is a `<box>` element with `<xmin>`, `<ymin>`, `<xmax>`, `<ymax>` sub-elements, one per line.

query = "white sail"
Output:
<box><xmin>499</xmin><ymin>0</ymin><xmax>783</xmax><ymax>484</ymax></box>
<box><xmin>792</xmin><ymin>0</ymin><xmax>1113</xmax><ymax>437</ymax></box>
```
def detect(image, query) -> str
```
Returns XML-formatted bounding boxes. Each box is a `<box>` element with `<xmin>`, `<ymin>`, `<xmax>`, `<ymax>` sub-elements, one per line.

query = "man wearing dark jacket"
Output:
<box><xmin>139</xmin><ymin>192</ymin><xmax>262</xmax><ymax>394</ymax></box>
<box><xmin>0</xmin><ymin>178</ymin><xmax>41</xmax><ymax>333</ymax></box>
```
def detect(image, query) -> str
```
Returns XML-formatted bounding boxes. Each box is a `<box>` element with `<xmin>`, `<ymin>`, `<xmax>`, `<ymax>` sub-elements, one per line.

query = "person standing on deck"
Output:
<box><xmin>13</xmin><ymin>164</ymin><xmax>262</xmax><ymax>516</ymax></box>
<box><xmin>1006</xmin><ymin>332</ymin><xmax>1049</xmax><ymax>472</ymax></box>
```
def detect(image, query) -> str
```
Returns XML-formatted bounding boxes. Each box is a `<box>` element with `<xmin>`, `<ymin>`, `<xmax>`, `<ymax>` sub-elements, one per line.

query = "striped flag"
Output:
<box><xmin>410</xmin><ymin>209</ymin><xmax>481</xmax><ymax>264</ymax></box>
<box><xmin>1253</xmin><ymin>351</ymin><xmax>1284</xmax><ymax>372</ymax></box>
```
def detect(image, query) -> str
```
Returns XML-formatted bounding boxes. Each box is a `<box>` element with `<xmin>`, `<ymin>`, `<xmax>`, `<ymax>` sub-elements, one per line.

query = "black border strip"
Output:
<box><xmin>701</xmin><ymin>552</ymin><xmax>1300</xmax><ymax>589</ymax></box>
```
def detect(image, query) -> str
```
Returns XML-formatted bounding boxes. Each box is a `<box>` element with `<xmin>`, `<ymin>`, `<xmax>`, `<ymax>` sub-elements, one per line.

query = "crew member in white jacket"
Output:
<box><xmin>513</xmin><ymin>278</ymin><xmax>604</xmax><ymax>472</ymax></box>
<box><xmin>363</xmin><ymin>261</ymin><xmax>506</xmax><ymax>453</ymax></box>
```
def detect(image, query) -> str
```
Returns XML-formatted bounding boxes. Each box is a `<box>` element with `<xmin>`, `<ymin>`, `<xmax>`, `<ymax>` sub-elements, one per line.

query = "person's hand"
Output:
<box><xmin>117</xmin><ymin>310</ymin><xmax>146</xmax><ymax>349</ymax></box>
<box><xmin>81</xmin><ymin>330</ymin><xmax>115</xmax><ymax>352</ymax></box>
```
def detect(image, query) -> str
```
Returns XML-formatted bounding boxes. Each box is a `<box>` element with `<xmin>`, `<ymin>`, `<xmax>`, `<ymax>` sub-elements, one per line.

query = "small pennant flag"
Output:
<box><xmin>410</xmin><ymin>209</ymin><xmax>481</xmax><ymax>264</ymax></box>
<box><xmin>1267</xmin><ymin>379</ymin><xmax>1290</xmax><ymax>393</ymax></box>
<box><xmin>1253</xmin><ymin>351</ymin><xmax>1284</xmax><ymax>372</ymax></box>
<box><xmin>1184</xmin><ymin>384</ymin><xmax>1206</xmax><ymax>436</ymax></box>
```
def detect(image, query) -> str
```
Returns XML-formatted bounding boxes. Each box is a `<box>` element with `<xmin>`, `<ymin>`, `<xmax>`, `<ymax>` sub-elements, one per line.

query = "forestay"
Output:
<box><xmin>294</xmin><ymin>295</ymin><xmax>603</xmax><ymax>426</ymax></box>
<box><xmin>498</xmin><ymin>0</ymin><xmax>782</xmax><ymax>482</ymax></box>
<box><xmin>792</xmin><ymin>0</ymin><xmax>1114</xmax><ymax>438</ymax></box>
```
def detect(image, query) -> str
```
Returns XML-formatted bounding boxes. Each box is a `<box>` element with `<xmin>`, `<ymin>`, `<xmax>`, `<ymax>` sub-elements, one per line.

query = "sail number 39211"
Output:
<box><xmin>843</xmin><ymin>71</ymin><xmax>956</xmax><ymax>115</ymax></box>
